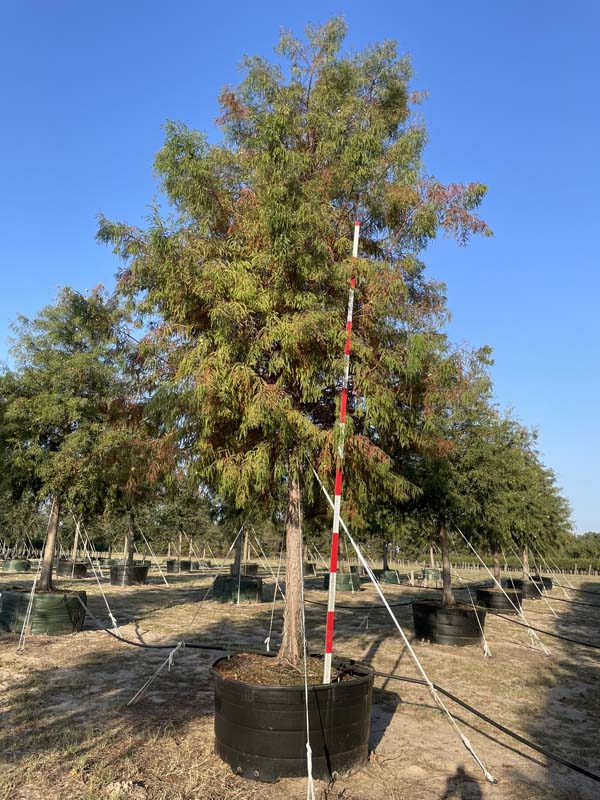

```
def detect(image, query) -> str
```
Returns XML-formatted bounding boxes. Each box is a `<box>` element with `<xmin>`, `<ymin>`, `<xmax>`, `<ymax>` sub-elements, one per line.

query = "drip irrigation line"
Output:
<box><xmin>78</xmin><ymin>596</ymin><xmax>265</xmax><ymax>653</ymax></box>
<box><xmin>564</xmin><ymin>587</ymin><xmax>600</xmax><ymax>597</ymax></box>
<box><xmin>488</xmin><ymin>611</ymin><xmax>600</xmax><ymax>650</ymax></box>
<box><xmin>371</xmin><ymin>671</ymin><xmax>600</xmax><ymax>785</ymax></box>
<box><xmin>309</xmin><ymin>584</ymin><xmax>600</xmax><ymax>651</ymax></box>
<box><xmin>15</xmin><ymin>589</ymin><xmax>600</xmax><ymax>788</ymax></box>
<box><xmin>304</xmin><ymin>598</ymin><xmax>416</xmax><ymax>610</ymax></box>
<box><xmin>535</xmin><ymin>594</ymin><xmax>600</xmax><ymax>610</ymax></box>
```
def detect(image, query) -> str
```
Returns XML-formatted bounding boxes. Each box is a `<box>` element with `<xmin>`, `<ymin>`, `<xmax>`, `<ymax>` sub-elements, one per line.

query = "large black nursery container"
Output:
<box><xmin>166</xmin><ymin>559</ymin><xmax>192</xmax><ymax>574</ymax></box>
<box><xmin>2</xmin><ymin>559</ymin><xmax>31</xmax><ymax>573</ymax></box>
<box><xmin>109</xmin><ymin>561</ymin><xmax>150</xmax><ymax>586</ymax></box>
<box><xmin>0</xmin><ymin>589</ymin><xmax>86</xmax><ymax>634</ymax></box>
<box><xmin>412</xmin><ymin>600</ymin><xmax>486</xmax><ymax>646</ymax></box>
<box><xmin>503</xmin><ymin>577</ymin><xmax>543</xmax><ymax>599</ymax></box>
<box><xmin>323</xmin><ymin>572</ymin><xmax>360</xmax><ymax>592</ymax></box>
<box><xmin>213</xmin><ymin>574</ymin><xmax>263</xmax><ymax>603</ymax></box>
<box><xmin>372</xmin><ymin>569</ymin><xmax>404</xmax><ymax>585</ymax></box>
<box><xmin>230</xmin><ymin>563</ymin><xmax>259</xmax><ymax>576</ymax></box>
<box><xmin>476</xmin><ymin>587</ymin><xmax>523</xmax><ymax>614</ymax></box>
<box><xmin>531</xmin><ymin>575</ymin><xmax>553</xmax><ymax>591</ymax></box>
<box><xmin>56</xmin><ymin>560</ymin><xmax>88</xmax><ymax>579</ymax></box>
<box><xmin>211</xmin><ymin>655</ymin><xmax>373</xmax><ymax>782</ymax></box>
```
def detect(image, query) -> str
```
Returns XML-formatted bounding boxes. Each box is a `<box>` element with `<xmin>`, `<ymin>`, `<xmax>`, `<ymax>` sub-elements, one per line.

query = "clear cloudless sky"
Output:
<box><xmin>1</xmin><ymin>1</ymin><xmax>598</xmax><ymax>532</ymax></box>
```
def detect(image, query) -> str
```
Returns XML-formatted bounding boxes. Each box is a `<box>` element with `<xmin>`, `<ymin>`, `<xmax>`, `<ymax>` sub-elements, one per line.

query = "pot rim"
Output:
<box><xmin>412</xmin><ymin>599</ymin><xmax>484</xmax><ymax>612</ymax></box>
<box><xmin>210</xmin><ymin>653</ymin><xmax>373</xmax><ymax>692</ymax></box>
<box><xmin>1</xmin><ymin>587</ymin><xmax>86</xmax><ymax>597</ymax></box>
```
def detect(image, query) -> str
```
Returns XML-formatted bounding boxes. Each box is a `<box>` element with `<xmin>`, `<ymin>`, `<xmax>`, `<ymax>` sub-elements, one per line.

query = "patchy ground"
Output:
<box><xmin>1</xmin><ymin>564</ymin><xmax>599</xmax><ymax>800</ymax></box>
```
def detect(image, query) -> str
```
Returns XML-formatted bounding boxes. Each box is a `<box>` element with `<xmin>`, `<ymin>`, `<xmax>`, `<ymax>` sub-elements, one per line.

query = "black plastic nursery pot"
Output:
<box><xmin>412</xmin><ymin>600</ymin><xmax>486</xmax><ymax>646</ymax></box>
<box><xmin>213</xmin><ymin>575</ymin><xmax>263</xmax><ymax>604</ymax></box>
<box><xmin>56</xmin><ymin>560</ymin><xmax>88</xmax><ymax>579</ymax></box>
<box><xmin>109</xmin><ymin>563</ymin><xmax>150</xmax><ymax>586</ymax></box>
<box><xmin>372</xmin><ymin>569</ymin><xmax>404</xmax><ymax>584</ymax></box>
<box><xmin>531</xmin><ymin>575</ymin><xmax>553</xmax><ymax>591</ymax></box>
<box><xmin>166</xmin><ymin>559</ymin><xmax>192</xmax><ymax>574</ymax></box>
<box><xmin>2</xmin><ymin>559</ymin><xmax>31</xmax><ymax>574</ymax></box>
<box><xmin>323</xmin><ymin>572</ymin><xmax>360</xmax><ymax>592</ymax></box>
<box><xmin>475</xmin><ymin>587</ymin><xmax>523</xmax><ymax>614</ymax></box>
<box><xmin>211</xmin><ymin>655</ymin><xmax>374</xmax><ymax>782</ymax></box>
<box><xmin>0</xmin><ymin>589</ymin><xmax>86</xmax><ymax>635</ymax></box>
<box><xmin>230</xmin><ymin>563</ymin><xmax>259</xmax><ymax>577</ymax></box>
<box><xmin>504</xmin><ymin>578</ymin><xmax>543</xmax><ymax>599</ymax></box>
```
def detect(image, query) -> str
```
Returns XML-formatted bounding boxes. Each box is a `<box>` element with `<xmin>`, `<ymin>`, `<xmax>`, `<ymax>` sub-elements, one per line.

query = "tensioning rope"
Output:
<box><xmin>313</xmin><ymin>466</ymin><xmax>496</xmax><ymax>784</ymax></box>
<box><xmin>127</xmin><ymin>641</ymin><xmax>186</xmax><ymax>706</ymax></box>
<box><xmin>73</xmin><ymin>597</ymin><xmax>600</xmax><ymax>785</ymax></box>
<box><xmin>442</xmin><ymin>543</ymin><xmax>491</xmax><ymax>658</ymax></box>
<box><xmin>135</xmin><ymin>523</ymin><xmax>169</xmax><ymax>587</ymax></box>
<box><xmin>72</xmin><ymin>513</ymin><xmax>121</xmax><ymax>636</ymax></box>
<box><xmin>453</xmin><ymin>526</ymin><xmax>551</xmax><ymax>656</ymax></box>
<box><xmin>533</xmin><ymin>547</ymin><xmax>572</xmax><ymax>599</ymax></box>
<box><xmin>265</xmin><ymin>537</ymin><xmax>285</xmax><ymax>653</ymax></box>
<box><xmin>506</xmin><ymin>541</ymin><xmax>558</xmax><ymax>619</ymax></box>
<box><xmin>299</xmin><ymin>560</ymin><xmax>316</xmax><ymax>800</ymax></box>
<box><xmin>323</xmin><ymin>220</ymin><xmax>360</xmax><ymax>684</ymax></box>
<box><xmin>17</xmin><ymin>499</ymin><xmax>55</xmax><ymax>653</ymax></box>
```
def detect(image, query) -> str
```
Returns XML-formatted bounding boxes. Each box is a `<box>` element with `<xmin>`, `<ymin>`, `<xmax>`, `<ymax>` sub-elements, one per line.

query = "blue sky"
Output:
<box><xmin>1</xmin><ymin>1</ymin><xmax>598</xmax><ymax>531</ymax></box>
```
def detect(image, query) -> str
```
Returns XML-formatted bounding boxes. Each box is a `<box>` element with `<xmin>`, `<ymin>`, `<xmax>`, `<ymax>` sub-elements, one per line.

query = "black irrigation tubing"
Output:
<box><xmin>304</xmin><ymin>598</ymin><xmax>416</xmax><ymax>610</ymax></box>
<box><xmin>83</xmin><ymin>611</ymin><xmax>264</xmax><ymax>655</ymax></box>
<box><xmin>336</xmin><ymin>584</ymin><xmax>600</xmax><ymax>650</ymax></box>
<box><xmin>87</xmin><ymin>614</ymin><xmax>600</xmax><ymax>785</ymax></box>
<box><xmin>545</xmin><ymin>595</ymin><xmax>600</xmax><ymax>609</ymax></box>
<box><xmin>572</xmin><ymin>587</ymin><xmax>600</xmax><ymax>597</ymax></box>
<box><xmin>487</xmin><ymin>611</ymin><xmax>600</xmax><ymax>651</ymax></box>
<box><xmin>373</xmin><ymin>671</ymin><xmax>600</xmax><ymax>785</ymax></box>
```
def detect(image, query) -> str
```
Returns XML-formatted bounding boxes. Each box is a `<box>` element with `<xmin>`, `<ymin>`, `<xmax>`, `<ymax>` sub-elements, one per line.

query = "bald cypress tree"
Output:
<box><xmin>98</xmin><ymin>19</ymin><xmax>490</xmax><ymax>667</ymax></box>
<box><xmin>0</xmin><ymin>288</ymin><xmax>128</xmax><ymax>590</ymax></box>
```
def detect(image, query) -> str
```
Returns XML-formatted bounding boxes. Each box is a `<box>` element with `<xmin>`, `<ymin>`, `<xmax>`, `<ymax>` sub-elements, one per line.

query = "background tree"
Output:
<box><xmin>98</xmin><ymin>19</ymin><xmax>490</xmax><ymax>667</ymax></box>
<box><xmin>0</xmin><ymin>287</ymin><xmax>130</xmax><ymax>590</ymax></box>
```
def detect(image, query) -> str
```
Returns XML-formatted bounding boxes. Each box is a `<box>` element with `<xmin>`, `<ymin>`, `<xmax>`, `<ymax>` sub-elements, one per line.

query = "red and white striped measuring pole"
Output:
<box><xmin>323</xmin><ymin>220</ymin><xmax>360</xmax><ymax>684</ymax></box>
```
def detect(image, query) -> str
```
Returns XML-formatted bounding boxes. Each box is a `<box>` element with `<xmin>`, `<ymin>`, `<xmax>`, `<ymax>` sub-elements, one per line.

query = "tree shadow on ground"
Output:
<box><xmin>0</xmin><ymin>607</ymin><xmax>300</xmax><ymax>780</ymax></box>
<box><xmin>510</xmin><ymin>578</ymin><xmax>600</xmax><ymax>800</ymax></box>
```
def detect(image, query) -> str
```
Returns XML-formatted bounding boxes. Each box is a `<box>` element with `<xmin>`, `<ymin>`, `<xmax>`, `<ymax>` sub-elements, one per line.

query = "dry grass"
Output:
<box><xmin>1</xmin><ymin>568</ymin><xmax>599</xmax><ymax>799</ymax></box>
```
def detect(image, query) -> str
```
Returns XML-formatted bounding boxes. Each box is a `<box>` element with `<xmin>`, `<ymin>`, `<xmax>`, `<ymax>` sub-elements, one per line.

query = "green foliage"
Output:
<box><xmin>97</xmin><ymin>19</ymin><xmax>491</xmax><ymax>518</ymax></box>
<box><xmin>0</xmin><ymin>287</ymin><xmax>129</xmax><ymax>513</ymax></box>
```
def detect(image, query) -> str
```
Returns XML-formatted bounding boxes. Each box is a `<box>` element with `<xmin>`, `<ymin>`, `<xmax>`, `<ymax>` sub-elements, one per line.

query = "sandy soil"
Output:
<box><xmin>1</xmin><ymin>565</ymin><xmax>599</xmax><ymax>800</ymax></box>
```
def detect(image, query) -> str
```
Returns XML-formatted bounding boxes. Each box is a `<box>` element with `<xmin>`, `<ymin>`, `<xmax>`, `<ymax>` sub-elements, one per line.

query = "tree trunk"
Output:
<box><xmin>493</xmin><ymin>549</ymin><xmax>501</xmax><ymax>582</ymax></box>
<box><xmin>429</xmin><ymin>544</ymin><xmax>435</xmax><ymax>569</ymax></box>
<box><xmin>277</xmin><ymin>466</ymin><xmax>304</xmax><ymax>667</ymax></box>
<box><xmin>523</xmin><ymin>545</ymin><xmax>530</xmax><ymax>580</ymax></box>
<box><xmin>382</xmin><ymin>538</ymin><xmax>389</xmax><ymax>571</ymax></box>
<box><xmin>71</xmin><ymin>520</ymin><xmax>80</xmax><ymax>561</ymax></box>
<box><xmin>178</xmin><ymin>528</ymin><xmax>183</xmax><ymax>563</ymax></box>
<box><xmin>440</xmin><ymin>519</ymin><xmax>455</xmax><ymax>606</ymax></box>
<box><xmin>188</xmin><ymin>534</ymin><xmax>193</xmax><ymax>559</ymax></box>
<box><xmin>124</xmin><ymin>512</ymin><xmax>135</xmax><ymax>566</ymax></box>
<box><xmin>232</xmin><ymin>528</ymin><xmax>243</xmax><ymax>576</ymax></box>
<box><xmin>38</xmin><ymin>496</ymin><xmax>61</xmax><ymax>592</ymax></box>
